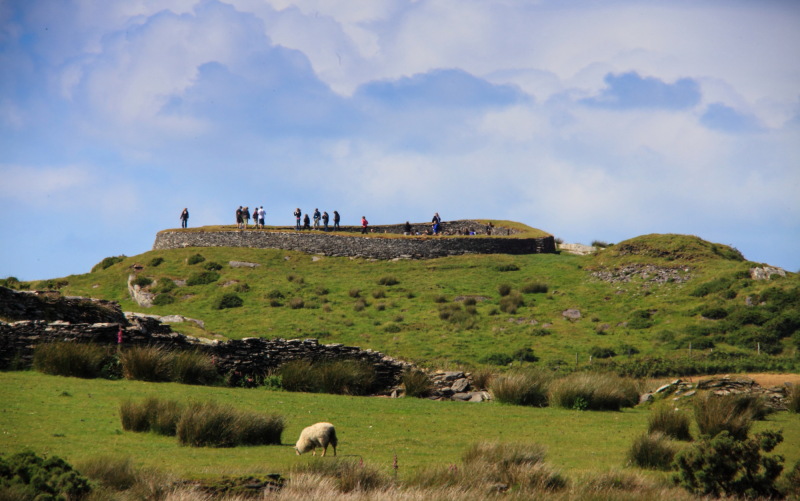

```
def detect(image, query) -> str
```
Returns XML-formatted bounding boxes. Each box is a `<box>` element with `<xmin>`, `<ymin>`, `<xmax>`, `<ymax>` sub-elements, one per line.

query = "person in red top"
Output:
<box><xmin>361</xmin><ymin>216</ymin><xmax>368</xmax><ymax>234</ymax></box>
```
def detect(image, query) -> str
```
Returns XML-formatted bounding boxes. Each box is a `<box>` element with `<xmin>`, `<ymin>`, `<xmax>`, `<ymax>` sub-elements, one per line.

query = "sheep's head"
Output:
<box><xmin>294</xmin><ymin>446</ymin><xmax>301</xmax><ymax>455</ymax></box>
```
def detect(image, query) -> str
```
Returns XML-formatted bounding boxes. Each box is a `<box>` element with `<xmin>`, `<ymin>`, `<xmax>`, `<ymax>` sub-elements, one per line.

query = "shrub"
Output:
<box><xmin>314</xmin><ymin>285</ymin><xmax>328</xmax><ymax>295</ymax></box>
<box><xmin>521</xmin><ymin>282</ymin><xmax>548</xmax><ymax>294</ymax></box>
<box><xmin>512</xmin><ymin>347</ymin><xmax>538</xmax><ymax>362</ymax></box>
<box><xmin>498</xmin><ymin>283</ymin><xmax>512</xmax><ymax>296</ymax></box>
<box><xmin>187</xmin><ymin>253</ymin><xmax>206</xmax><ymax>265</ymax></box>
<box><xmin>648</xmin><ymin>405</ymin><xmax>692</xmax><ymax>441</ymax></box>
<box><xmin>176</xmin><ymin>401</ymin><xmax>238</xmax><ymax>447</ymax></box>
<box><xmin>148</xmin><ymin>257</ymin><xmax>164</xmax><ymax>267</ymax></box>
<box><xmin>288</xmin><ymin>297</ymin><xmax>305</xmax><ymax>309</ymax></box>
<box><xmin>481</xmin><ymin>353</ymin><xmax>513</xmax><ymax>366</ymax></box>
<box><xmin>628</xmin><ymin>309</ymin><xmax>654</xmax><ymax>329</ymax></box>
<box><xmin>589</xmin><ymin>346</ymin><xmax>616</xmax><ymax>359</ymax></box>
<box><xmin>591</xmin><ymin>240</ymin><xmax>610</xmax><ymax>248</ymax></box>
<box><xmin>266</xmin><ymin>289</ymin><xmax>285</xmax><ymax>299</ymax></box>
<box><xmin>402</xmin><ymin>369</ymin><xmax>434</xmax><ymax>398</ymax></box>
<box><xmin>203</xmin><ymin>261</ymin><xmax>223</xmax><ymax>271</ymax></box>
<box><xmin>32</xmin><ymin>341</ymin><xmax>113</xmax><ymax>379</ymax></box>
<box><xmin>690</xmin><ymin>277</ymin><xmax>732</xmax><ymax>297</ymax></box>
<box><xmin>214</xmin><ymin>293</ymin><xmax>243</xmax><ymax>310</ymax></box>
<box><xmin>628</xmin><ymin>432</ymin><xmax>676</xmax><ymax>470</ymax></box>
<box><xmin>0</xmin><ymin>450</ymin><xmax>92</xmax><ymax>500</ymax></box>
<box><xmin>674</xmin><ymin>430</ymin><xmax>784</xmax><ymax>498</ymax></box>
<box><xmin>119</xmin><ymin>346</ymin><xmax>173</xmax><ymax>382</ymax></box>
<box><xmin>549</xmin><ymin>373</ymin><xmax>639</xmax><ymax>411</ymax></box>
<box><xmin>377</xmin><ymin>275</ymin><xmax>399</xmax><ymax>286</ymax></box>
<box><xmin>154</xmin><ymin>277</ymin><xmax>176</xmax><ymax>293</ymax></box>
<box><xmin>151</xmin><ymin>294</ymin><xmax>175</xmax><ymax>306</ymax></box>
<box><xmin>782</xmin><ymin>460</ymin><xmax>800</xmax><ymax>498</ymax></box>
<box><xmin>186</xmin><ymin>271</ymin><xmax>220</xmax><ymax>286</ymax></box>
<box><xmin>92</xmin><ymin>255</ymin><xmax>126</xmax><ymax>272</ymax></box>
<box><xmin>131</xmin><ymin>276</ymin><xmax>153</xmax><ymax>288</ymax></box>
<box><xmin>700</xmin><ymin>306</ymin><xmax>728</xmax><ymax>319</ymax></box>
<box><xmin>490</xmin><ymin>370</ymin><xmax>551</xmax><ymax>407</ymax></box>
<box><xmin>530</xmin><ymin>328</ymin><xmax>551</xmax><ymax>337</ymax></box>
<box><xmin>693</xmin><ymin>393</ymin><xmax>755</xmax><ymax>440</ymax></box>
<box><xmin>172</xmin><ymin>350</ymin><xmax>219</xmax><ymax>385</ymax></box>
<box><xmin>383</xmin><ymin>323</ymin><xmax>401</xmax><ymax>333</ymax></box>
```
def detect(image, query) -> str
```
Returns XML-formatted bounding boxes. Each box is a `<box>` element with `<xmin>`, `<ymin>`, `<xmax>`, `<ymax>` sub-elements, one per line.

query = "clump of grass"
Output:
<box><xmin>549</xmin><ymin>372</ymin><xmax>639</xmax><ymax>411</ymax></box>
<box><xmin>788</xmin><ymin>384</ymin><xmax>800</xmax><ymax>413</ymax></box>
<box><xmin>471</xmin><ymin>368</ymin><xmax>494</xmax><ymax>390</ymax></box>
<box><xmin>176</xmin><ymin>401</ymin><xmax>284</xmax><ymax>447</ymax></box>
<box><xmin>490</xmin><ymin>370</ymin><xmax>551</xmax><ymax>407</ymax></box>
<box><xmin>353</xmin><ymin>299</ymin><xmax>367</xmax><ymax>312</ymax></box>
<box><xmin>648</xmin><ymin>405</ymin><xmax>692</xmax><ymax>441</ymax></box>
<box><xmin>288</xmin><ymin>297</ymin><xmax>305</xmax><ymax>309</ymax></box>
<box><xmin>92</xmin><ymin>255</ymin><xmax>126</xmax><ymax>272</ymax></box>
<box><xmin>403</xmin><ymin>369</ymin><xmax>434</xmax><ymax>398</ymax></box>
<box><xmin>75</xmin><ymin>455</ymin><xmax>138</xmax><ymax>491</ymax></box>
<box><xmin>498</xmin><ymin>283</ymin><xmax>512</xmax><ymax>296</ymax></box>
<box><xmin>348</xmin><ymin>288</ymin><xmax>361</xmax><ymax>298</ymax></box>
<box><xmin>171</xmin><ymin>350</ymin><xmax>219</xmax><ymax>386</ymax></box>
<box><xmin>119</xmin><ymin>346</ymin><xmax>173</xmax><ymax>382</ymax></box>
<box><xmin>292</xmin><ymin>458</ymin><xmax>391</xmax><ymax>494</ymax></box>
<box><xmin>233</xmin><ymin>282</ymin><xmax>250</xmax><ymax>293</ymax></box>
<box><xmin>266</xmin><ymin>289</ymin><xmax>285</xmax><ymax>299</ymax></box>
<box><xmin>371</xmin><ymin>288</ymin><xmax>386</xmax><ymax>299</ymax></box>
<box><xmin>32</xmin><ymin>342</ymin><xmax>113</xmax><ymax>379</ymax></box>
<box><xmin>693</xmin><ymin>393</ymin><xmax>755</xmax><ymax>440</ymax></box>
<box><xmin>495</xmin><ymin>264</ymin><xmax>520</xmax><ymax>272</ymax></box>
<box><xmin>148</xmin><ymin>257</ymin><xmax>164</xmax><ymax>267</ymax></box>
<box><xmin>314</xmin><ymin>285</ymin><xmax>328</xmax><ymax>295</ymax></box>
<box><xmin>119</xmin><ymin>397</ymin><xmax>184</xmax><ymax>435</ymax></box>
<box><xmin>377</xmin><ymin>275</ymin><xmax>399</xmax><ymax>286</ymax></box>
<box><xmin>521</xmin><ymin>282</ymin><xmax>548</xmax><ymax>294</ymax></box>
<box><xmin>131</xmin><ymin>276</ymin><xmax>153</xmax><ymax>288</ymax></box>
<box><xmin>186</xmin><ymin>271</ymin><xmax>220</xmax><ymax>286</ymax></box>
<box><xmin>627</xmin><ymin>432</ymin><xmax>676</xmax><ymax>470</ymax></box>
<box><xmin>203</xmin><ymin>261</ymin><xmax>223</xmax><ymax>271</ymax></box>
<box><xmin>187</xmin><ymin>253</ymin><xmax>205</xmax><ymax>265</ymax></box>
<box><xmin>499</xmin><ymin>292</ymin><xmax>524</xmax><ymax>313</ymax></box>
<box><xmin>152</xmin><ymin>293</ymin><xmax>175</xmax><ymax>306</ymax></box>
<box><xmin>279</xmin><ymin>359</ymin><xmax>377</xmax><ymax>395</ymax></box>
<box><xmin>286</xmin><ymin>273</ymin><xmax>304</xmax><ymax>284</ymax></box>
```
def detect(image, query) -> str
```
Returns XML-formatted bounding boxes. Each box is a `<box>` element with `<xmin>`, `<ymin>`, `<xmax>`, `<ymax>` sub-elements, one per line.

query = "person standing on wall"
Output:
<box><xmin>258</xmin><ymin>206</ymin><xmax>265</xmax><ymax>228</ymax></box>
<box><xmin>236</xmin><ymin>206</ymin><xmax>243</xmax><ymax>229</ymax></box>
<box><xmin>313</xmin><ymin>208</ymin><xmax>321</xmax><ymax>229</ymax></box>
<box><xmin>431</xmin><ymin>212</ymin><xmax>441</xmax><ymax>235</ymax></box>
<box><xmin>361</xmin><ymin>216</ymin><xmax>369</xmax><ymax>234</ymax></box>
<box><xmin>303</xmin><ymin>213</ymin><xmax>311</xmax><ymax>230</ymax></box>
<box><xmin>180</xmin><ymin>208</ymin><xmax>189</xmax><ymax>228</ymax></box>
<box><xmin>294</xmin><ymin>208</ymin><xmax>302</xmax><ymax>230</ymax></box>
<box><xmin>333</xmin><ymin>210</ymin><xmax>340</xmax><ymax>231</ymax></box>
<box><xmin>322</xmin><ymin>211</ymin><xmax>329</xmax><ymax>231</ymax></box>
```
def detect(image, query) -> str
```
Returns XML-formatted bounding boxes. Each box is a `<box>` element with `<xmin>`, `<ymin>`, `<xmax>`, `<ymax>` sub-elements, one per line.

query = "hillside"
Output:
<box><xmin>3</xmin><ymin>230</ymin><xmax>799</xmax><ymax>373</ymax></box>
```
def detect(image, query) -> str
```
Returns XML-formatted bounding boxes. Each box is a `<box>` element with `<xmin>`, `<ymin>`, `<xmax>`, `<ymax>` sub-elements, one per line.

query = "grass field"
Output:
<box><xmin>2</xmin><ymin>371</ymin><xmax>798</xmax><ymax>484</ymax></box>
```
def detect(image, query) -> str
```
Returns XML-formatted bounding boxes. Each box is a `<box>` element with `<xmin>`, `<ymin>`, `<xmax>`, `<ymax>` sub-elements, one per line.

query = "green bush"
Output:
<box><xmin>589</xmin><ymin>346</ymin><xmax>616</xmax><ymax>359</ymax></box>
<box><xmin>352</xmin><ymin>298</ymin><xmax>367</xmax><ymax>312</ymax></box>
<box><xmin>628</xmin><ymin>310</ymin><xmax>654</xmax><ymax>329</ymax></box>
<box><xmin>92</xmin><ymin>255</ymin><xmax>126</xmax><ymax>272</ymax></box>
<box><xmin>402</xmin><ymin>369</ymin><xmax>434</xmax><ymax>398</ymax></box>
<box><xmin>512</xmin><ymin>347</ymin><xmax>538</xmax><ymax>362</ymax></box>
<box><xmin>0</xmin><ymin>450</ymin><xmax>92</xmax><ymax>500</ymax></box>
<box><xmin>693</xmin><ymin>393</ymin><xmax>756</xmax><ymax>440</ymax></box>
<box><xmin>647</xmin><ymin>405</ymin><xmax>692</xmax><ymax>441</ymax></box>
<box><xmin>131</xmin><ymin>276</ymin><xmax>153</xmax><ymax>288</ymax></box>
<box><xmin>690</xmin><ymin>277</ymin><xmax>733</xmax><ymax>297</ymax></box>
<box><xmin>186</xmin><ymin>271</ymin><xmax>220</xmax><ymax>286</ymax></box>
<box><xmin>278</xmin><ymin>359</ymin><xmax>317</xmax><ymax>393</ymax></box>
<box><xmin>627</xmin><ymin>432</ymin><xmax>676</xmax><ymax>470</ymax></box>
<box><xmin>549</xmin><ymin>373</ymin><xmax>639</xmax><ymax>411</ymax></box>
<box><xmin>32</xmin><ymin>341</ymin><xmax>114</xmax><ymax>379</ymax></box>
<box><xmin>187</xmin><ymin>253</ymin><xmax>206</xmax><ymax>265</ymax></box>
<box><xmin>266</xmin><ymin>289</ymin><xmax>285</xmax><ymax>299</ymax></box>
<box><xmin>674</xmin><ymin>430</ymin><xmax>784</xmax><ymax>498</ymax></box>
<box><xmin>490</xmin><ymin>370</ymin><xmax>551</xmax><ymax>407</ymax></box>
<box><xmin>214</xmin><ymin>293</ymin><xmax>243</xmax><ymax>310</ymax></box>
<box><xmin>203</xmin><ymin>261</ymin><xmax>223</xmax><ymax>271</ymax></box>
<box><xmin>480</xmin><ymin>353</ymin><xmax>513</xmax><ymax>366</ymax></box>
<box><xmin>119</xmin><ymin>346</ymin><xmax>173</xmax><ymax>382</ymax></box>
<box><xmin>699</xmin><ymin>306</ymin><xmax>728</xmax><ymax>319</ymax></box>
<box><xmin>171</xmin><ymin>350</ymin><xmax>219</xmax><ymax>385</ymax></box>
<box><xmin>152</xmin><ymin>293</ymin><xmax>175</xmax><ymax>306</ymax></box>
<box><xmin>148</xmin><ymin>257</ymin><xmax>164</xmax><ymax>267</ymax></box>
<box><xmin>154</xmin><ymin>277</ymin><xmax>176</xmax><ymax>293</ymax></box>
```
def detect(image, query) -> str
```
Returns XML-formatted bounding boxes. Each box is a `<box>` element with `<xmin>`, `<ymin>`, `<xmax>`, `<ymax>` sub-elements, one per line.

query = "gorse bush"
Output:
<box><xmin>548</xmin><ymin>372</ymin><xmax>639</xmax><ymax>411</ymax></box>
<box><xmin>674</xmin><ymin>430</ymin><xmax>784</xmax><ymax>498</ymax></box>
<box><xmin>0</xmin><ymin>450</ymin><xmax>92</xmax><ymax>501</ymax></box>
<box><xmin>627</xmin><ymin>432</ymin><xmax>676</xmax><ymax>470</ymax></box>
<box><xmin>693</xmin><ymin>393</ymin><xmax>755</xmax><ymax>440</ymax></box>
<box><xmin>32</xmin><ymin>341</ymin><xmax>114</xmax><ymax>379</ymax></box>
<box><xmin>647</xmin><ymin>405</ymin><xmax>692</xmax><ymax>441</ymax></box>
<box><xmin>214</xmin><ymin>292</ymin><xmax>243</xmax><ymax>309</ymax></box>
<box><xmin>490</xmin><ymin>370</ymin><xmax>551</xmax><ymax>407</ymax></box>
<box><xmin>402</xmin><ymin>369</ymin><xmax>433</xmax><ymax>398</ymax></box>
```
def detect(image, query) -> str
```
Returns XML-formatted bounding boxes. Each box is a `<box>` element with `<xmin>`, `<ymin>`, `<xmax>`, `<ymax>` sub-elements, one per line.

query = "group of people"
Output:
<box><xmin>236</xmin><ymin>206</ymin><xmax>266</xmax><ymax>229</ymax></box>
<box><xmin>294</xmin><ymin>208</ymin><xmax>341</xmax><ymax>231</ymax></box>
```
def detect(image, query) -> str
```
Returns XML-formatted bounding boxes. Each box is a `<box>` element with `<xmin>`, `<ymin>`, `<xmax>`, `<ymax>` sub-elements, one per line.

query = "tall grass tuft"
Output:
<box><xmin>176</xmin><ymin>402</ymin><xmax>232</xmax><ymax>447</ymax></box>
<box><xmin>292</xmin><ymin>458</ymin><xmax>391</xmax><ymax>493</ymax></box>
<box><xmin>74</xmin><ymin>455</ymin><xmax>138</xmax><ymax>491</ymax></box>
<box><xmin>402</xmin><ymin>369</ymin><xmax>434</xmax><ymax>398</ymax></box>
<box><xmin>119</xmin><ymin>397</ymin><xmax>183</xmax><ymax>435</ymax></box>
<box><xmin>32</xmin><ymin>341</ymin><xmax>112</xmax><ymax>379</ymax></box>
<box><xmin>627</xmin><ymin>432</ymin><xmax>676</xmax><ymax>470</ymax></box>
<box><xmin>693</xmin><ymin>393</ymin><xmax>755</xmax><ymax>440</ymax></box>
<box><xmin>549</xmin><ymin>372</ymin><xmax>639</xmax><ymax>411</ymax></box>
<box><xmin>278</xmin><ymin>359</ymin><xmax>317</xmax><ymax>392</ymax></box>
<box><xmin>648</xmin><ymin>405</ymin><xmax>692</xmax><ymax>441</ymax></box>
<box><xmin>119</xmin><ymin>346</ymin><xmax>173</xmax><ymax>382</ymax></box>
<box><xmin>171</xmin><ymin>350</ymin><xmax>219</xmax><ymax>386</ymax></box>
<box><xmin>279</xmin><ymin>359</ymin><xmax>377</xmax><ymax>395</ymax></box>
<box><xmin>490</xmin><ymin>370</ymin><xmax>551</xmax><ymax>407</ymax></box>
<box><xmin>788</xmin><ymin>384</ymin><xmax>800</xmax><ymax>413</ymax></box>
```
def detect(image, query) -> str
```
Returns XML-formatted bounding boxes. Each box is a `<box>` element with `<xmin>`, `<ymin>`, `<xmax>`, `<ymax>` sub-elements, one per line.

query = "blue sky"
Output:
<box><xmin>1</xmin><ymin>0</ymin><xmax>798</xmax><ymax>281</ymax></box>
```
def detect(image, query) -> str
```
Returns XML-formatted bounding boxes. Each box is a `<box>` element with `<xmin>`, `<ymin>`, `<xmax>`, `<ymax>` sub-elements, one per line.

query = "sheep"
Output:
<box><xmin>294</xmin><ymin>422</ymin><xmax>337</xmax><ymax>457</ymax></box>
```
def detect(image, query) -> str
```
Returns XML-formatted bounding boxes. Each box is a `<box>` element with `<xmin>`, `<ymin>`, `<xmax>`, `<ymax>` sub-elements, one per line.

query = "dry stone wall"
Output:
<box><xmin>0</xmin><ymin>287</ymin><xmax>411</xmax><ymax>390</ymax></box>
<box><xmin>153</xmin><ymin>220</ymin><xmax>555</xmax><ymax>259</ymax></box>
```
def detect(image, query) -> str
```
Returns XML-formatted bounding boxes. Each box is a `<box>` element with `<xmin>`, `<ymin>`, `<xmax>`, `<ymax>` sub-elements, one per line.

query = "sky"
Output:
<box><xmin>1</xmin><ymin>0</ymin><xmax>799</xmax><ymax>281</ymax></box>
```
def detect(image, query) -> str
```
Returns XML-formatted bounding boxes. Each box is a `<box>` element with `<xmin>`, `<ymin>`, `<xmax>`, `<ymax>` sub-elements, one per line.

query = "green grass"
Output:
<box><xmin>2</xmin><ymin>371</ymin><xmax>798</xmax><ymax>484</ymax></box>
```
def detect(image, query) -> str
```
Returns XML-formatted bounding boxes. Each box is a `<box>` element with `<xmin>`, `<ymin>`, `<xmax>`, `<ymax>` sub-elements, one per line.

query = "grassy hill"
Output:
<box><xmin>6</xmin><ymin>229</ymin><xmax>799</xmax><ymax>374</ymax></box>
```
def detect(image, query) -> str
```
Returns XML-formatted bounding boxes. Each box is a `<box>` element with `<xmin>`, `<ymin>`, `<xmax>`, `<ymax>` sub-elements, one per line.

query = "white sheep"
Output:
<box><xmin>294</xmin><ymin>422</ymin><xmax>338</xmax><ymax>457</ymax></box>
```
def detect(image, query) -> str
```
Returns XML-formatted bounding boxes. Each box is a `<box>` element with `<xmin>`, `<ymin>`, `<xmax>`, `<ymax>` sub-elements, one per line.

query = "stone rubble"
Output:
<box><xmin>639</xmin><ymin>375</ymin><xmax>791</xmax><ymax>410</ymax></box>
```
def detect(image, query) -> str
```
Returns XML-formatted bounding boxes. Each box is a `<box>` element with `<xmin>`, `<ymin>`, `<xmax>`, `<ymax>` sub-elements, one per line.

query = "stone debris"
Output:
<box><xmin>750</xmin><ymin>266</ymin><xmax>786</xmax><ymax>280</ymax></box>
<box><xmin>229</xmin><ymin>261</ymin><xmax>260</xmax><ymax>268</ymax></box>
<box><xmin>590</xmin><ymin>264</ymin><xmax>691</xmax><ymax>284</ymax></box>
<box><xmin>641</xmin><ymin>375</ymin><xmax>790</xmax><ymax>410</ymax></box>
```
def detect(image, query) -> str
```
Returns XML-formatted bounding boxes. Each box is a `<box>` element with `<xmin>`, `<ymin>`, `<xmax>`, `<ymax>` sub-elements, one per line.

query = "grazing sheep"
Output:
<box><xmin>295</xmin><ymin>422</ymin><xmax>337</xmax><ymax>457</ymax></box>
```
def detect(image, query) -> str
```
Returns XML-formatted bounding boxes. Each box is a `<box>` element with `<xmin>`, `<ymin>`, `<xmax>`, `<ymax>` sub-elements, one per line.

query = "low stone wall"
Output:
<box><xmin>0</xmin><ymin>287</ymin><xmax>412</xmax><ymax>391</ymax></box>
<box><xmin>152</xmin><ymin>220</ymin><xmax>555</xmax><ymax>259</ymax></box>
